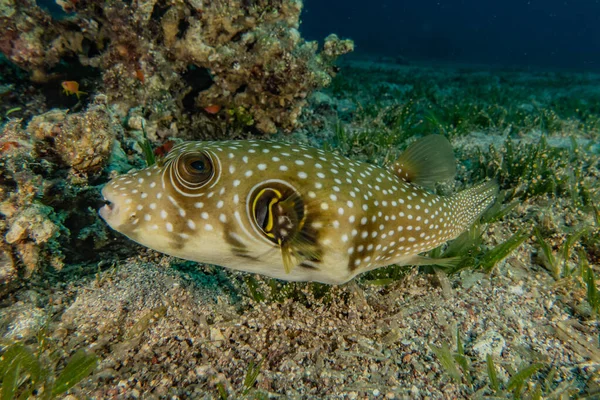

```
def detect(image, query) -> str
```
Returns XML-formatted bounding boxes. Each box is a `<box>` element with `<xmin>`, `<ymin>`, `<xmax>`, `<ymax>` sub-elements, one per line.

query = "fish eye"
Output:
<box><xmin>177</xmin><ymin>152</ymin><xmax>214</xmax><ymax>186</ymax></box>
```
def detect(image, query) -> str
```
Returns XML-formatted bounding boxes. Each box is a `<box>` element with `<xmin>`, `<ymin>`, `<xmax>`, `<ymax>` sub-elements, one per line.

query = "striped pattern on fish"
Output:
<box><xmin>99</xmin><ymin>135</ymin><xmax>497</xmax><ymax>284</ymax></box>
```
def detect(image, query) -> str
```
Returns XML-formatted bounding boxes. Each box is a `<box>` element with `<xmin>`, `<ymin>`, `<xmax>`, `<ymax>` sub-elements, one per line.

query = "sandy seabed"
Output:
<box><xmin>2</xmin><ymin>59</ymin><xmax>600</xmax><ymax>399</ymax></box>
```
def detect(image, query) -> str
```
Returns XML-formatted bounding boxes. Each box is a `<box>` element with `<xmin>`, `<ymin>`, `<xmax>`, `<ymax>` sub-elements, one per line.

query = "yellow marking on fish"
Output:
<box><xmin>99</xmin><ymin>135</ymin><xmax>497</xmax><ymax>284</ymax></box>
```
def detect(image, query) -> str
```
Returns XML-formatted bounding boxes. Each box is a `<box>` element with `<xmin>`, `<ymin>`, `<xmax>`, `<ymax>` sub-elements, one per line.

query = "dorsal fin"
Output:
<box><xmin>391</xmin><ymin>135</ymin><xmax>456</xmax><ymax>189</ymax></box>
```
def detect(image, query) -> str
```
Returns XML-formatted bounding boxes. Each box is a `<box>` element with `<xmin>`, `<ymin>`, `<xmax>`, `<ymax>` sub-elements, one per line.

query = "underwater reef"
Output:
<box><xmin>0</xmin><ymin>1</ymin><xmax>599</xmax><ymax>398</ymax></box>
<box><xmin>0</xmin><ymin>0</ymin><xmax>352</xmax><ymax>134</ymax></box>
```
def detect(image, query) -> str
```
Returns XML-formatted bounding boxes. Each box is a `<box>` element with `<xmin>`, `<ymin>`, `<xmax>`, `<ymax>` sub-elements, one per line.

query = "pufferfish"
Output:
<box><xmin>99</xmin><ymin>135</ymin><xmax>497</xmax><ymax>284</ymax></box>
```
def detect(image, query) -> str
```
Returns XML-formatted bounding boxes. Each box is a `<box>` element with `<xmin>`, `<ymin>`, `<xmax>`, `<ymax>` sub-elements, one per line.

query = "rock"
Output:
<box><xmin>3</xmin><ymin>303</ymin><xmax>46</xmax><ymax>341</ymax></box>
<box><xmin>0</xmin><ymin>246</ymin><xmax>17</xmax><ymax>286</ymax></box>
<box><xmin>209</xmin><ymin>327</ymin><xmax>225</xmax><ymax>347</ymax></box>
<box><xmin>5</xmin><ymin>205</ymin><xmax>58</xmax><ymax>245</ymax></box>
<box><xmin>460</xmin><ymin>272</ymin><xmax>486</xmax><ymax>289</ymax></box>
<box><xmin>311</xmin><ymin>91</ymin><xmax>335</xmax><ymax>108</ymax></box>
<box><xmin>472</xmin><ymin>330</ymin><xmax>506</xmax><ymax>360</ymax></box>
<box><xmin>4</xmin><ymin>204</ymin><xmax>62</xmax><ymax>277</ymax></box>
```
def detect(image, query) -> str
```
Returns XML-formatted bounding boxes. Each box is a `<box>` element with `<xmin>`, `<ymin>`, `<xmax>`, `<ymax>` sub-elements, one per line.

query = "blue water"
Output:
<box><xmin>302</xmin><ymin>0</ymin><xmax>600</xmax><ymax>70</ymax></box>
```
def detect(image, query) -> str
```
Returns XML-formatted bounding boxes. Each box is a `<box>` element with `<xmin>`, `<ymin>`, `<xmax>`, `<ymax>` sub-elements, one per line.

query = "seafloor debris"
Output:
<box><xmin>0</xmin><ymin>0</ymin><xmax>353</xmax><ymax>134</ymax></box>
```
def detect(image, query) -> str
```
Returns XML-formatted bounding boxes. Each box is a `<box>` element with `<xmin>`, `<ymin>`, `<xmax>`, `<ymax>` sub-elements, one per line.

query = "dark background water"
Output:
<box><xmin>301</xmin><ymin>0</ymin><xmax>600</xmax><ymax>70</ymax></box>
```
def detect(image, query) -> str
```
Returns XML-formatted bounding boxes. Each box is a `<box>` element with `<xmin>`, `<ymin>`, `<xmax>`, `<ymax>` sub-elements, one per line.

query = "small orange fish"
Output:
<box><xmin>204</xmin><ymin>105</ymin><xmax>221</xmax><ymax>114</ymax></box>
<box><xmin>61</xmin><ymin>81</ymin><xmax>87</xmax><ymax>99</ymax></box>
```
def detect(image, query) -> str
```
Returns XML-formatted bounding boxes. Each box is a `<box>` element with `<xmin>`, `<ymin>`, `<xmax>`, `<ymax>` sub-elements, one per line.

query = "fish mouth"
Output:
<box><xmin>98</xmin><ymin>186</ymin><xmax>118</xmax><ymax>222</ymax></box>
<box><xmin>100</xmin><ymin>199</ymin><xmax>114</xmax><ymax>212</ymax></box>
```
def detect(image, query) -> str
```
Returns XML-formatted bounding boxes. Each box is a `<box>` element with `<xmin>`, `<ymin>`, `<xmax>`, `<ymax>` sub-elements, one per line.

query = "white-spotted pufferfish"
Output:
<box><xmin>99</xmin><ymin>135</ymin><xmax>497</xmax><ymax>284</ymax></box>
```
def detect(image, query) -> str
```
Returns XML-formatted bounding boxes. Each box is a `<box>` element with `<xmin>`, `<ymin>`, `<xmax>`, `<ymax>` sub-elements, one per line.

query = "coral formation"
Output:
<box><xmin>0</xmin><ymin>0</ymin><xmax>353</xmax><ymax>134</ymax></box>
<box><xmin>0</xmin><ymin>0</ymin><xmax>84</xmax><ymax>82</ymax></box>
<box><xmin>0</xmin><ymin>101</ymin><xmax>126</xmax><ymax>295</ymax></box>
<box><xmin>4</xmin><ymin>203</ymin><xmax>62</xmax><ymax>276</ymax></box>
<box><xmin>28</xmin><ymin>105</ymin><xmax>114</xmax><ymax>174</ymax></box>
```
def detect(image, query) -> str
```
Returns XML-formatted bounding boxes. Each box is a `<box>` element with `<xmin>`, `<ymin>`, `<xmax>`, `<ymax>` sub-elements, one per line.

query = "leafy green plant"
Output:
<box><xmin>454</xmin><ymin>331</ymin><xmax>472</xmax><ymax>387</ymax></box>
<box><xmin>535</xmin><ymin>228</ymin><xmax>558</xmax><ymax>278</ymax></box>
<box><xmin>216</xmin><ymin>382</ymin><xmax>228</xmax><ymax>399</ymax></box>
<box><xmin>534</xmin><ymin>226</ymin><xmax>589</xmax><ymax>280</ymax></box>
<box><xmin>429</xmin><ymin>329</ymin><xmax>577</xmax><ymax>398</ymax></box>
<box><xmin>245</xmin><ymin>276</ymin><xmax>266</xmax><ymax>303</ymax></box>
<box><xmin>481</xmin><ymin>196</ymin><xmax>519</xmax><ymax>224</ymax></box>
<box><xmin>0</xmin><ymin>343</ymin><xmax>98</xmax><ymax>399</ymax></box>
<box><xmin>4</xmin><ymin>107</ymin><xmax>22</xmax><ymax>117</ymax></box>
<box><xmin>139</xmin><ymin>138</ymin><xmax>155</xmax><ymax>167</ymax></box>
<box><xmin>429</xmin><ymin>329</ymin><xmax>473</xmax><ymax>386</ymax></box>
<box><xmin>472</xmin><ymin>135</ymin><xmax>598</xmax><ymax>208</ymax></box>
<box><xmin>429</xmin><ymin>341</ymin><xmax>463</xmax><ymax>383</ymax></box>
<box><xmin>486</xmin><ymin>354</ymin><xmax>500</xmax><ymax>394</ymax></box>
<box><xmin>125</xmin><ymin>305</ymin><xmax>167</xmax><ymax>340</ymax></box>
<box><xmin>242</xmin><ymin>358</ymin><xmax>263</xmax><ymax>395</ymax></box>
<box><xmin>244</xmin><ymin>275</ymin><xmax>333</xmax><ymax>306</ymax></box>
<box><xmin>362</xmin><ymin>263</ymin><xmax>413</xmax><ymax>286</ymax></box>
<box><xmin>0</xmin><ymin>343</ymin><xmax>41</xmax><ymax>400</ymax></box>
<box><xmin>430</xmin><ymin>224</ymin><xmax>527</xmax><ymax>275</ymax></box>
<box><xmin>478</xmin><ymin>230</ymin><xmax>529</xmax><ymax>273</ymax></box>
<box><xmin>138</xmin><ymin>120</ymin><xmax>156</xmax><ymax>167</ymax></box>
<box><xmin>330</xmin><ymin>101</ymin><xmax>426</xmax><ymax>165</ymax></box>
<box><xmin>583</xmin><ymin>262</ymin><xmax>600</xmax><ymax>317</ymax></box>
<box><xmin>484</xmin><ymin>355</ymin><xmax>547</xmax><ymax>399</ymax></box>
<box><xmin>505</xmin><ymin>363</ymin><xmax>544</xmax><ymax>399</ymax></box>
<box><xmin>51</xmin><ymin>349</ymin><xmax>98</xmax><ymax>396</ymax></box>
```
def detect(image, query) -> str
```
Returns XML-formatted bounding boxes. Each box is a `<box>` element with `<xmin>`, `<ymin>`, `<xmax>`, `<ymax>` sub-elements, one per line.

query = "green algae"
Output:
<box><xmin>584</xmin><ymin>262</ymin><xmax>600</xmax><ymax>317</ymax></box>
<box><xmin>0</xmin><ymin>342</ymin><xmax>98</xmax><ymax>399</ymax></box>
<box><xmin>241</xmin><ymin>358</ymin><xmax>263</xmax><ymax>395</ymax></box>
<box><xmin>430</xmin><ymin>330</ymin><xmax>579</xmax><ymax>399</ymax></box>
<box><xmin>51</xmin><ymin>349</ymin><xmax>98</xmax><ymax>396</ymax></box>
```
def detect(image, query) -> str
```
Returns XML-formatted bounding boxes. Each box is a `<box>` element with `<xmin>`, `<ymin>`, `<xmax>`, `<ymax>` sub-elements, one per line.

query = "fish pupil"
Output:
<box><xmin>190</xmin><ymin>160</ymin><xmax>206</xmax><ymax>171</ymax></box>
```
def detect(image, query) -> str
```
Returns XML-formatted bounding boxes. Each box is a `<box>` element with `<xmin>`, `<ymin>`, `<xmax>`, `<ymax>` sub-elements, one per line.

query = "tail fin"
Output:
<box><xmin>449</xmin><ymin>180</ymin><xmax>498</xmax><ymax>236</ymax></box>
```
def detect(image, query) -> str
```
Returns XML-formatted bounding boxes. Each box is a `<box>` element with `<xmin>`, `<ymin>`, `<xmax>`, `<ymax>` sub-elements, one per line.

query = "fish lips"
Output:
<box><xmin>98</xmin><ymin>185</ymin><xmax>118</xmax><ymax>225</ymax></box>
